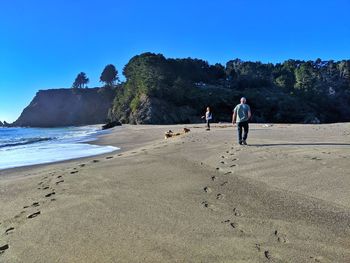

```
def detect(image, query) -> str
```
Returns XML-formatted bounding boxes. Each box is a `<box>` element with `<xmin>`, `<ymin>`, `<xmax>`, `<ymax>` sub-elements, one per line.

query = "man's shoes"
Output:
<box><xmin>239</xmin><ymin>141</ymin><xmax>243</xmax><ymax>145</ymax></box>
<box><xmin>242</xmin><ymin>140</ymin><xmax>247</xmax><ymax>145</ymax></box>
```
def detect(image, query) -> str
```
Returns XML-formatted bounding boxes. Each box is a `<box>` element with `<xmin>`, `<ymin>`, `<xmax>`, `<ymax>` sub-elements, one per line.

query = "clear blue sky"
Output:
<box><xmin>1</xmin><ymin>0</ymin><xmax>349</xmax><ymax>122</ymax></box>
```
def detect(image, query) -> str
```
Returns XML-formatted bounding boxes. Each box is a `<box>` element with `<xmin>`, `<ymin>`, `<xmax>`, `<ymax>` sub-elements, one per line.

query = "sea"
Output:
<box><xmin>0</xmin><ymin>125</ymin><xmax>119</xmax><ymax>170</ymax></box>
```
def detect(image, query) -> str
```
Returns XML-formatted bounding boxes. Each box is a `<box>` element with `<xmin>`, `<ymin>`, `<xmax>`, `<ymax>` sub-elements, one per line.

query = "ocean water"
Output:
<box><xmin>0</xmin><ymin>125</ymin><xmax>119</xmax><ymax>170</ymax></box>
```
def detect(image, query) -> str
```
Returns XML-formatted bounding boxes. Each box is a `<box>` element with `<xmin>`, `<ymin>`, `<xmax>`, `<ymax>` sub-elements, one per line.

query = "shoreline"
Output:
<box><xmin>0</xmin><ymin>125</ymin><xmax>121</xmax><ymax>177</ymax></box>
<box><xmin>0</xmin><ymin>124</ymin><xmax>202</xmax><ymax>178</ymax></box>
<box><xmin>0</xmin><ymin>123</ymin><xmax>349</xmax><ymax>262</ymax></box>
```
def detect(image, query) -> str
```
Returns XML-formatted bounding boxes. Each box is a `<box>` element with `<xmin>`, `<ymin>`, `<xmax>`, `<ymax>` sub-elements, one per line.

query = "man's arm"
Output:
<box><xmin>232</xmin><ymin>110</ymin><xmax>237</xmax><ymax>124</ymax></box>
<box><xmin>248</xmin><ymin>110</ymin><xmax>251</xmax><ymax>120</ymax></box>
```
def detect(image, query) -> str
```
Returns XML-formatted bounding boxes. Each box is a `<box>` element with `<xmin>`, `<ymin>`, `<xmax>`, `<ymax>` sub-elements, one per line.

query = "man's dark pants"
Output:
<box><xmin>206</xmin><ymin>120</ymin><xmax>210</xmax><ymax>129</ymax></box>
<box><xmin>237</xmin><ymin>121</ymin><xmax>249</xmax><ymax>143</ymax></box>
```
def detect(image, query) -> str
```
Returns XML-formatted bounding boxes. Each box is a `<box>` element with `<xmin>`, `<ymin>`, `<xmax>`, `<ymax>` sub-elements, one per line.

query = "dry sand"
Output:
<box><xmin>0</xmin><ymin>123</ymin><xmax>350</xmax><ymax>262</ymax></box>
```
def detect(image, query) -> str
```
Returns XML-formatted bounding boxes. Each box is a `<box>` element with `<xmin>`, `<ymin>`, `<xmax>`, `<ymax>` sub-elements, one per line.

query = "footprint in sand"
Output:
<box><xmin>230</xmin><ymin>164</ymin><xmax>236</xmax><ymax>167</ymax></box>
<box><xmin>221</xmin><ymin>219</ymin><xmax>244</xmax><ymax>233</ymax></box>
<box><xmin>106</xmin><ymin>156</ymin><xmax>113</xmax><ymax>159</ymax></box>
<box><xmin>57</xmin><ymin>175</ymin><xmax>62</xmax><ymax>179</ymax></box>
<box><xmin>221</xmin><ymin>181</ymin><xmax>228</xmax><ymax>186</ymax></box>
<box><xmin>224</xmin><ymin>171</ymin><xmax>232</xmax><ymax>175</ymax></box>
<box><xmin>310</xmin><ymin>256</ymin><xmax>323</xmax><ymax>262</ymax></box>
<box><xmin>255</xmin><ymin>243</ymin><xmax>261</xmax><ymax>252</ymax></box>
<box><xmin>311</xmin><ymin>157</ymin><xmax>322</xmax><ymax>161</ymax></box>
<box><xmin>211</xmin><ymin>176</ymin><xmax>217</xmax><ymax>181</ymax></box>
<box><xmin>233</xmin><ymin>207</ymin><xmax>242</xmax><ymax>217</ymax></box>
<box><xmin>70</xmin><ymin>171</ymin><xmax>78</xmax><ymax>174</ymax></box>
<box><xmin>42</xmin><ymin>186</ymin><xmax>49</xmax><ymax>190</ymax></box>
<box><xmin>79</xmin><ymin>164</ymin><xmax>86</xmax><ymax>167</ymax></box>
<box><xmin>202</xmin><ymin>201</ymin><xmax>209</xmax><ymax>208</ymax></box>
<box><xmin>92</xmin><ymin>160</ymin><xmax>100</xmax><ymax>163</ymax></box>
<box><xmin>55</xmin><ymin>180</ymin><xmax>64</xmax><ymax>185</ymax></box>
<box><xmin>0</xmin><ymin>244</ymin><xmax>9</xmax><ymax>254</ymax></box>
<box><xmin>14</xmin><ymin>211</ymin><xmax>25</xmax><ymax>219</ymax></box>
<box><xmin>216</xmin><ymin>193</ymin><xmax>224</xmax><ymax>200</ymax></box>
<box><xmin>31</xmin><ymin>202</ymin><xmax>40</xmax><ymax>207</ymax></box>
<box><xmin>27</xmin><ymin>211</ymin><xmax>40</xmax><ymax>219</ymax></box>
<box><xmin>201</xmin><ymin>201</ymin><xmax>217</xmax><ymax>211</ymax></box>
<box><xmin>45</xmin><ymin>192</ymin><xmax>55</xmax><ymax>198</ymax></box>
<box><xmin>230</xmin><ymin>222</ymin><xmax>238</xmax><ymax>229</ymax></box>
<box><xmin>220</xmin><ymin>161</ymin><xmax>225</xmax><ymax>164</ymax></box>
<box><xmin>203</xmin><ymin>187</ymin><xmax>212</xmax><ymax>193</ymax></box>
<box><xmin>117</xmin><ymin>153</ymin><xmax>123</xmax><ymax>156</ymax></box>
<box><xmin>277</xmin><ymin>236</ymin><xmax>287</xmax><ymax>243</ymax></box>
<box><xmin>274</xmin><ymin>230</ymin><xmax>288</xmax><ymax>243</ymax></box>
<box><xmin>264</xmin><ymin>250</ymin><xmax>271</xmax><ymax>260</ymax></box>
<box><xmin>5</xmin><ymin>227</ymin><xmax>14</xmax><ymax>235</ymax></box>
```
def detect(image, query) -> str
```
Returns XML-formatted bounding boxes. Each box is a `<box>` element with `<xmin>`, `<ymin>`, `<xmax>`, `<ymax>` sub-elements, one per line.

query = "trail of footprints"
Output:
<box><xmin>200</xmin><ymin>146</ymin><xmax>291</xmax><ymax>261</ymax></box>
<box><xmin>0</xmin><ymin>142</ymin><xmax>171</xmax><ymax>256</ymax></box>
<box><xmin>0</xmin><ymin>169</ymin><xmax>69</xmax><ymax>254</ymax></box>
<box><xmin>0</xmin><ymin>153</ymin><xmax>121</xmax><ymax>257</ymax></box>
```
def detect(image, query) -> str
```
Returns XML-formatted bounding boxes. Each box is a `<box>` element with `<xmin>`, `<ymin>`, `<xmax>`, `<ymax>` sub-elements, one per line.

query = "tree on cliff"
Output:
<box><xmin>72</xmin><ymin>72</ymin><xmax>89</xmax><ymax>89</ymax></box>
<box><xmin>110</xmin><ymin>52</ymin><xmax>350</xmax><ymax>124</ymax></box>
<box><xmin>100</xmin><ymin>64</ymin><xmax>119</xmax><ymax>87</ymax></box>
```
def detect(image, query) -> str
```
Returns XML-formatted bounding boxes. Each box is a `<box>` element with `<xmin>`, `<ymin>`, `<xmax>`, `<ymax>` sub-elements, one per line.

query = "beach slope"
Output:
<box><xmin>0</xmin><ymin>124</ymin><xmax>350</xmax><ymax>262</ymax></box>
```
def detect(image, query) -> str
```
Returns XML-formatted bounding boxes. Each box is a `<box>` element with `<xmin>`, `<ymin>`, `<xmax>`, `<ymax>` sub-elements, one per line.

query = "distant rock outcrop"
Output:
<box><xmin>0</xmin><ymin>121</ymin><xmax>3</xmax><ymax>127</ymax></box>
<box><xmin>102</xmin><ymin>120</ymin><xmax>122</xmax><ymax>130</ymax></box>
<box><xmin>3</xmin><ymin>121</ymin><xmax>10</xmax><ymax>127</ymax></box>
<box><xmin>13</xmin><ymin>88</ymin><xmax>116</xmax><ymax>127</ymax></box>
<box><xmin>113</xmin><ymin>94</ymin><xmax>200</xmax><ymax>124</ymax></box>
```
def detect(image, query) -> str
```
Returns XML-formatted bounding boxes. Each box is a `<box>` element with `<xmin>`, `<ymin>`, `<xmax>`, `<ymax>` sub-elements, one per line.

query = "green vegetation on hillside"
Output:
<box><xmin>109</xmin><ymin>53</ymin><xmax>350</xmax><ymax>124</ymax></box>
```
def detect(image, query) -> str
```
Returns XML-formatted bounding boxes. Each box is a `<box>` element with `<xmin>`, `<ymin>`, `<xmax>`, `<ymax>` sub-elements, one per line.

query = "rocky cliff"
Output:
<box><xmin>13</xmin><ymin>88</ymin><xmax>115</xmax><ymax>127</ymax></box>
<box><xmin>112</xmin><ymin>94</ymin><xmax>200</xmax><ymax>124</ymax></box>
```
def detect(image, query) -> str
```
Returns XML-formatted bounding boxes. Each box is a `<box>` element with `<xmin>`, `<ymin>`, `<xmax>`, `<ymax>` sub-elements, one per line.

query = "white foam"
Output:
<box><xmin>0</xmin><ymin>142</ymin><xmax>118</xmax><ymax>170</ymax></box>
<box><xmin>0</xmin><ymin>125</ymin><xmax>119</xmax><ymax>170</ymax></box>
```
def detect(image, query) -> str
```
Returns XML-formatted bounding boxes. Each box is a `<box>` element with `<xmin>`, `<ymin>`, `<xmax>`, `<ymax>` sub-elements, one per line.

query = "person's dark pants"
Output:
<box><xmin>237</xmin><ymin>121</ymin><xmax>249</xmax><ymax>143</ymax></box>
<box><xmin>206</xmin><ymin>120</ymin><xmax>211</xmax><ymax>129</ymax></box>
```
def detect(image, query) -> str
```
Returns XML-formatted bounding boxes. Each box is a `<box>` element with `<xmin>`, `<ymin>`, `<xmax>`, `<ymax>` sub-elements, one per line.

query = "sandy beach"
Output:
<box><xmin>0</xmin><ymin>123</ymin><xmax>350</xmax><ymax>262</ymax></box>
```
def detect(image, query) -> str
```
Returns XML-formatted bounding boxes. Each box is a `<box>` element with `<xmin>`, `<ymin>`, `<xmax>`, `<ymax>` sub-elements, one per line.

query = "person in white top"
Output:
<box><xmin>202</xmin><ymin>106</ymin><xmax>212</xmax><ymax>131</ymax></box>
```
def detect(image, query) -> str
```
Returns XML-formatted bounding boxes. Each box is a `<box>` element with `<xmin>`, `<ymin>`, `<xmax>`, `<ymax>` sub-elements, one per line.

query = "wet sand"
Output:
<box><xmin>0</xmin><ymin>123</ymin><xmax>350</xmax><ymax>262</ymax></box>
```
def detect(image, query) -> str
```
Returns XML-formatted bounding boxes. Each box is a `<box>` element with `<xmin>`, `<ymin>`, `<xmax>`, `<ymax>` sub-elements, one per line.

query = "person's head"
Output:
<box><xmin>240</xmin><ymin>97</ymin><xmax>246</xmax><ymax>104</ymax></box>
<box><xmin>206</xmin><ymin>106</ymin><xmax>210</xmax><ymax>111</ymax></box>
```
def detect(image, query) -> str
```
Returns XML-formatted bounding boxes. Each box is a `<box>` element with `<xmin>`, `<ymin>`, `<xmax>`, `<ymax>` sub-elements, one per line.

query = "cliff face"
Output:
<box><xmin>116</xmin><ymin>94</ymin><xmax>199</xmax><ymax>124</ymax></box>
<box><xmin>13</xmin><ymin>88</ymin><xmax>115</xmax><ymax>127</ymax></box>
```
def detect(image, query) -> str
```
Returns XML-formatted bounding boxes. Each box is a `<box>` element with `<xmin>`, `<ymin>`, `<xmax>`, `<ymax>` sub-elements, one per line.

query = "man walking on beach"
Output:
<box><xmin>232</xmin><ymin>97</ymin><xmax>251</xmax><ymax>145</ymax></box>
